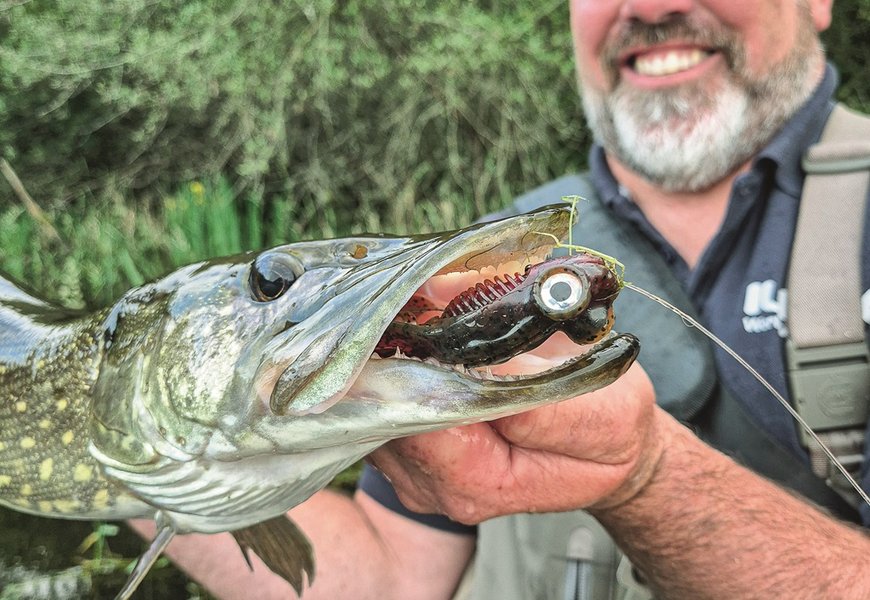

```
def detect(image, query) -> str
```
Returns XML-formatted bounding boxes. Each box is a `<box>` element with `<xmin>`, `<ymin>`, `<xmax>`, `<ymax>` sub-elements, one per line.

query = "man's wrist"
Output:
<box><xmin>588</xmin><ymin>407</ymin><xmax>676</xmax><ymax>512</ymax></box>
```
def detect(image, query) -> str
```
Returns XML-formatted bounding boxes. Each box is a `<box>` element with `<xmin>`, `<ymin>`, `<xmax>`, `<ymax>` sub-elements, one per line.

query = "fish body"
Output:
<box><xmin>0</xmin><ymin>206</ymin><xmax>639</xmax><ymax>595</ymax></box>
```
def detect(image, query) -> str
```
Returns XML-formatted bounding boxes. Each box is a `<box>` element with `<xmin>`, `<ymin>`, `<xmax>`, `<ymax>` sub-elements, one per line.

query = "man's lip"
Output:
<box><xmin>616</xmin><ymin>43</ymin><xmax>720</xmax><ymax>89</ymax></box>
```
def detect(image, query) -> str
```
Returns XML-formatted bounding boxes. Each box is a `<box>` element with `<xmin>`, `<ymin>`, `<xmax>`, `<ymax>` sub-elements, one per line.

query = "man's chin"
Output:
<box><xmin>594</xmin><ymin>84</ymin><xmax>755</xmax><ymax>192</ymax></box>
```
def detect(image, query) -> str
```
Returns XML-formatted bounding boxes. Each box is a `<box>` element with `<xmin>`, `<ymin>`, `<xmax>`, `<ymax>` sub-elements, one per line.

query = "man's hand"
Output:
<box><xmin>369</xmin><ymin>362</ymin><xmax>666</xmax><ymax>524</ymax></box>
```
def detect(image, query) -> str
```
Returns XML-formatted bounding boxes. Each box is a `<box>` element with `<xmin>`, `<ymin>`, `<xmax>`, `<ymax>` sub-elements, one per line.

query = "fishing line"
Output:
<box><xmin>624</xmin><ymin>282</ymin><xmax>870</xmax><ymax>509</ymax></box>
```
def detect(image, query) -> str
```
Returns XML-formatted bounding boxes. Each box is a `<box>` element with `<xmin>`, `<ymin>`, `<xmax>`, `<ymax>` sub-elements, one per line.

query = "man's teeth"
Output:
<box><xmin>634</xmin><ymin>49</ymin><xmax>707</xmax><ymax>77</ymax></box>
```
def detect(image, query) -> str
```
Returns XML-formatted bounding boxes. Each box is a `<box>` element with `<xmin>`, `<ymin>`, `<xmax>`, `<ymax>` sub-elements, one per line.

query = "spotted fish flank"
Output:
<box><xmin>0</xmin><ymin>308</ymin><xmax>135</xmax><ymax>519</ymax></box>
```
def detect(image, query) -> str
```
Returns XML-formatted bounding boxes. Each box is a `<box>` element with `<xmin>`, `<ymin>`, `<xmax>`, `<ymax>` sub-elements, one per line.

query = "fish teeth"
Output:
<box><xmin>368</xmin><ymin>352</ymin><xmax>529</xmax><ymax>383</ymax></box>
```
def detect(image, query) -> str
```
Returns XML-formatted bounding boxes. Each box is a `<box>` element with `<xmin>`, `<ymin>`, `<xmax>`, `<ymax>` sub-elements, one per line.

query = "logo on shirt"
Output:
<box><xmin>744</xmin><ymin>283</ymin><xmax>870</xmax><ymax>336</ymax></box>
<box><xmin>742</xmin><ymin>280</ymin><xmax>788</xmax><ymax>337</ymax></box>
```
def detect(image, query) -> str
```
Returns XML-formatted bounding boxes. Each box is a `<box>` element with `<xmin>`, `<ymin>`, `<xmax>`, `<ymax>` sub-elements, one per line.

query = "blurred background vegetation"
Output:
<box><xmin>1</xmin><ymin>0</ymin><xmax>869</xmax><ymax>307</ymax></box>
<box><xmin>0</xmin><ymin>0</ymin><xmax>591</xmax><ymax>309</ymax></box>
<box><xmin>0</xmin><ymin>0</ymin><xmax>868</xmax><ymax>597</ymax></box>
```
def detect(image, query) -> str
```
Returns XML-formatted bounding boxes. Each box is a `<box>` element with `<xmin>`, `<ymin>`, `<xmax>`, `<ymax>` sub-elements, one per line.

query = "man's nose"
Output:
<box><xmin>620</xmin><ymin>0</ymin><xmax>694</xmax><ymax>24</ymax></box>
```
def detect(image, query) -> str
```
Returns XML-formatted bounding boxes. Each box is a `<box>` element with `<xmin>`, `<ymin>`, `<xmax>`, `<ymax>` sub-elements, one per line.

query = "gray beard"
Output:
<box><xmin>582</xmin><ymin>21</ymin><xmax>823</xmax><ymax>193</ymax></box>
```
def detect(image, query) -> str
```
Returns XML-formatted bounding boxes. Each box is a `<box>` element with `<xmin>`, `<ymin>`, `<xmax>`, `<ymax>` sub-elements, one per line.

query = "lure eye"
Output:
<box><xmin>534</xmin><ymin>267</ymin><xmax>591</xmax><ymax>320</ymax></box>
<box><xmin>249</xmin><ymin>253</ymin><xmax>304</xmax><ymax>302</ymax></box>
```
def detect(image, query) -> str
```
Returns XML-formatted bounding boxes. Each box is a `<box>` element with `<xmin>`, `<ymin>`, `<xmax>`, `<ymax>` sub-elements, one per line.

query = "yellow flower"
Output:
<box><xmin>190</xmin><ymin>181</ymin><xmax>206</xmax><ymax>205</ymax></box>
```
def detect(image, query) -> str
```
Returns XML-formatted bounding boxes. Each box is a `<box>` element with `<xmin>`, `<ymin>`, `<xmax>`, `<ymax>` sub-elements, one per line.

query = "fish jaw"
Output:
<box><xmin>254</xmin><ymin>332</ymin><xmax>639</xmax><ymax>451</ymax></box>
<box><xmin>350</xmin><ymin>332</ymin><xmax>638</xmax><ymax>435</ymax></box>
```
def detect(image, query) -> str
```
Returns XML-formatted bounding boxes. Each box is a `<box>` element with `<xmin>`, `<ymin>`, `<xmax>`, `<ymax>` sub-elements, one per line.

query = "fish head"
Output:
<box><xmin>220</xmin><ymin>205</ymin><xmax>637</xmax><ymax>454</ymax></box>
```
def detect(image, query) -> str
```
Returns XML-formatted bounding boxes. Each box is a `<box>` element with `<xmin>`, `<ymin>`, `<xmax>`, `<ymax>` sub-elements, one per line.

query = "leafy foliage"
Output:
<box><xmin>0</xmin><ymin>0</ymin><xmax>585</xmax><ymax>229</ymax></box>
<box><xmin>2</xmin><ymin>0</ymin><xmax>868</xmax><ymax>222</ymax></box>
<box><xmin>825</xmin><ymin>0</ymin><xmax>870</xmax><ymax>111</ymax></box>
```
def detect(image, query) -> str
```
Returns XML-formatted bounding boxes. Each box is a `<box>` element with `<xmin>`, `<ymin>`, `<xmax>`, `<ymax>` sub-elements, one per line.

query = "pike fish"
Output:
<box><xmin>0</xmin><ymin>205</ymin><xmax>639</xmax><ymax>598</ymax></box>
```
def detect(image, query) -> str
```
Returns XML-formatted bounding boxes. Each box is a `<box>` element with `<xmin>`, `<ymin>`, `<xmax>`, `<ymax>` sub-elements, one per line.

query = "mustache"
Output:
<box><xmin>601</xmin><ymin>16</ymin><xmax>742</xmax><ymax>80</ymax></box>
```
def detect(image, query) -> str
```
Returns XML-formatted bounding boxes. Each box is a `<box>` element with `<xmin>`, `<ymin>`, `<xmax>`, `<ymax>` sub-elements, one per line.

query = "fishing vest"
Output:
<box><xmin>461</xmin><ymin>104</ymin><xmax>870</xmax><ymax>600</ymax></box>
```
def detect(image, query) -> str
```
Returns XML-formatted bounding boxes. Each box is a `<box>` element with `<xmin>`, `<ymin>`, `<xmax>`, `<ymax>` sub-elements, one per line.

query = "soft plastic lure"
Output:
<box><xmin>374</xmin><ymin>252</ymin><xmax>621</xmax><ymax>366</ymax></box>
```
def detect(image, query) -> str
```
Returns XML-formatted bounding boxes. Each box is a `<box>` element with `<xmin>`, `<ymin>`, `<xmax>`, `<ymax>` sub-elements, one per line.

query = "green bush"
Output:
<box><xmin>0</xmin><ymin>0</ymin><xmax>586</xmax><ymax>230</ymax></box>
<box><xmin>825</xmin><ymin>0</ymin><xmax>870</xmax><ymax>110</ymax></box>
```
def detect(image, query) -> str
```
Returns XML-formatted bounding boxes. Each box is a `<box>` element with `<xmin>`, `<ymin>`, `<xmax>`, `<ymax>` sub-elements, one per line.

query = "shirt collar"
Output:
<box><xmin>589</xmin><ymin>63</ymin><xmax>840</xmax><ymax>202</ymax></box>
<box><xmin>755</xmin><ymin>63</ymin><xmax>838</xmax><ymax>198</ymax></box>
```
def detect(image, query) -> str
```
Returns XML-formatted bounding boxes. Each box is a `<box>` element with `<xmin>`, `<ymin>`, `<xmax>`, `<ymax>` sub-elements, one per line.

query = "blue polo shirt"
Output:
<box><xmin>360</xmin><ymin>65</ymin><xmax>870</xmax><ymax>527</ymax></box>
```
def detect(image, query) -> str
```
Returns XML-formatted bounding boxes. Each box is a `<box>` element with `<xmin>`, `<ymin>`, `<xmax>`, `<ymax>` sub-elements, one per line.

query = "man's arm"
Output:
<box><xmin>590</xmin><ymin>414</ymin><xmax>870</xmax><ymax>599</ymax></box>
<box><xmin>371</xmin><ymin>364</ymin><xmax>870</xmax><ymax>599</ymax></box>
<box><xmin>129</xmin><ymin>488</ymin><xmax>474</xmax><ymax>600</ymax></box>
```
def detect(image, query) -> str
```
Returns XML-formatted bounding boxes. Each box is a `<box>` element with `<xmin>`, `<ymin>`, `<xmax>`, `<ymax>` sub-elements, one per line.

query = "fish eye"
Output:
<box><xmin>249</xmin><ymin>253</ymin><xmax>303</xmax><ymax>302</ymax></box>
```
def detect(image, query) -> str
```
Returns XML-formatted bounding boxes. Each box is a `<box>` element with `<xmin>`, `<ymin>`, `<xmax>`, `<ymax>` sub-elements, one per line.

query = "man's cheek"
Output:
<box><xmin>570</xmin><ymin>0</ymin><xmax>621</xmax><ymax>86</ymax></box>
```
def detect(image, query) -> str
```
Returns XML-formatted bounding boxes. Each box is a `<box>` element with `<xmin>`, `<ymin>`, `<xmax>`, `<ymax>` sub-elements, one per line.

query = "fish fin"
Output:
<box><xmin>115</xmin><ymin>524</ymin><xmax>176</xmax><ymax>600</ymax></box>
<box><xmin>231</xmin><ymin>515</ymin><xmax>315</xmax><ymax>596</ymax></box>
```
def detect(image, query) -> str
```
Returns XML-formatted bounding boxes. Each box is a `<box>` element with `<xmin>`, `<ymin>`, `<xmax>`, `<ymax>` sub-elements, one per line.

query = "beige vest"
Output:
<box><xmin>462</xmin><ymin>512</ymin><xmax>650</xmax><ymax>600</ymax></box>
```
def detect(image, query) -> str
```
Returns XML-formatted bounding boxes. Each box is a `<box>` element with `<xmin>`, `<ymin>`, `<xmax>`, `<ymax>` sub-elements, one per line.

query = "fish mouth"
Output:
<box><xmin>273</xmin><ymin>205</ymin><xmax>638</xmax><ymax>416</ymax></box>
<box><xmin>375</xmin><ymin>249</ymin><xmax>623</xmax><ymax>368</ymax></box>
<box><xmin>369</xmin><ymin>254</ymin><xmax>628</xmax><ymax>388</ymax></box>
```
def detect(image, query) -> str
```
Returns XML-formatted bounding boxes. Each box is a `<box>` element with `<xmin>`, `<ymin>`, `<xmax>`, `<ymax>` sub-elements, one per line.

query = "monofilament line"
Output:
<box><xmin>625</xmin><ymin>282</ymin><xmax>870</xmax><ymax>509</ymax></box>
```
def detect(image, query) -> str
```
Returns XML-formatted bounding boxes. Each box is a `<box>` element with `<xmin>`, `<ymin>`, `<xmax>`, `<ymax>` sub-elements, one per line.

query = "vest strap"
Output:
<box><xmin>790</xmin><ymin>103</ymin><xmax>870</xmax><ymax>348</ymax></box>
<box><xmin>695</xmin><ymin>387</ymin><xmax>862</xmax><ymax>523</ymax></box>
<box><xmin>787</xmin><ymin>103</ymin><xmax>870</xmax><ymax>506</ymax></box>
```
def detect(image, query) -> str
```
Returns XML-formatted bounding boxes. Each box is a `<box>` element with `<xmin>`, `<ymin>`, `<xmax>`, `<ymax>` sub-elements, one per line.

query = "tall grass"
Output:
<box><xmin>0</xmin><ymin>176</ymin><xmax>483</xmax><ymax>308</ymax></box>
